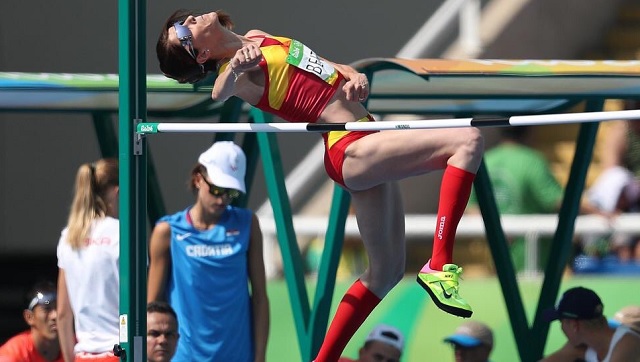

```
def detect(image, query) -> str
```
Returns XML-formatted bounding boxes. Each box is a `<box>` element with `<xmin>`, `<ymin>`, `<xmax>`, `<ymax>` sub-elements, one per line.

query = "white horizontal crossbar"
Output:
<box><xmin>137</xmin><ymin>109</ymin><xmax>640</xmax><ymax>134</ymax></box>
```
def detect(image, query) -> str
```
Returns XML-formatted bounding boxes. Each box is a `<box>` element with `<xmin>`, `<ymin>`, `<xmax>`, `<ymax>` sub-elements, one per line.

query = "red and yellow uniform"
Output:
<box><xmin>219</xmin><ymin>35</ymin><xmax>376</xmax><ymax>188</ymax></box>
<box><xmin>322</xmin><ymin>115</ymin><xmax>376</xmax><ymax>188</ymax></box>
<box><xmin>220</xmin><ymin>36</ymin><xmax>343</xmax><ymax>123</ymax></box>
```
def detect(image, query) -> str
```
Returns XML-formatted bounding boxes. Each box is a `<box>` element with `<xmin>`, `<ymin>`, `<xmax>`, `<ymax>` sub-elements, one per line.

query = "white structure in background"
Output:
<box><xmin>259</xmin><ymin>213</ymin><xmax>640</xmax><ymax>278</ymax></box>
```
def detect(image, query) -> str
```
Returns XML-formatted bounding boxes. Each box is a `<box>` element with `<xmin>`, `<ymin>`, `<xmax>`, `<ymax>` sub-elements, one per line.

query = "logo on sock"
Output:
<box><xmin>437</xmin><ymin>216</ymin><xmax>446</xmax><ymax>240</ymax></box>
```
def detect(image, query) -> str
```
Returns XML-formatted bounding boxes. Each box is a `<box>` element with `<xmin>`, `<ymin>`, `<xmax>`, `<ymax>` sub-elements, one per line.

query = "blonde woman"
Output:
<box><xmin>56</xmin><ymin>159</ymin><xmax>119</xmax><ymax>362</ymax></box>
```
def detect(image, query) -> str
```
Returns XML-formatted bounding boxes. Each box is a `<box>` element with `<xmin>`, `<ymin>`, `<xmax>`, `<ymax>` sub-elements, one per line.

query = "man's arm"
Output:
<box><xmin>247</xmin><ymin>213</ymin><xmax>269</xmax><ymax>362</ymax></box>
<box><xmin>147</xmin><ymin>222</ymin><xmax>172</xmax><ymax>302</ymax></box>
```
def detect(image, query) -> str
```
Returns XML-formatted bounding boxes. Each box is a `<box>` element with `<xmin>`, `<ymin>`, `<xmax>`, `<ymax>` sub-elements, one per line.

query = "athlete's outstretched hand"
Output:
<box><xmin>230</xmin><ymin>43</ymin><xmax>262</xmax><ymax>72</ymax></box>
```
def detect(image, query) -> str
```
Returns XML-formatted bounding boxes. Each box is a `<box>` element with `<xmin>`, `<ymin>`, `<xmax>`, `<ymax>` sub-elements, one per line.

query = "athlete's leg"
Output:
<box><xmin>351</xmin><ymin>182</ymin><xmax>406</xmax><ymax>295</ymax></box>
<box><xmin>342</xmin><ymin>127</ymin><xmax>483</xmax><ymax>317</ymax></box>
<box><xmin>314</xmin><ymin>182</ymin><xmax>405</xmax><ymax>362</ymax></box>
<box><xmin>341</xmin><ymin>127</ymin><xmax>483</xmax><ymax>189</ymax></box>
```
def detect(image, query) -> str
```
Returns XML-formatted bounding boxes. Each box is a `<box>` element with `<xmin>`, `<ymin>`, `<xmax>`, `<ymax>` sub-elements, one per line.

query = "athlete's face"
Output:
<box><xmin>168</xmin><ymin>12</ymin><xmax>219</xmax><ymax>61</ymax></box>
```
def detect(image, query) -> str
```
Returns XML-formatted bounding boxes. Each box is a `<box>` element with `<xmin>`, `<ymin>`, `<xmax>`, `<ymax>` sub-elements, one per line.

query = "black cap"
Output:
<box><xmin>27</xmin><ymin>292</ymin><xmax>56</xmax><ymax>310</ymax></box>
<box><xmin>544</xmin><ymin>287</ymin><xmax>604</xmax><ymax>322</ymax></box>
<box><xmin>24</xmin><ymin>280</ymin><xmax>57</xmax><ymax>311</ymax></box>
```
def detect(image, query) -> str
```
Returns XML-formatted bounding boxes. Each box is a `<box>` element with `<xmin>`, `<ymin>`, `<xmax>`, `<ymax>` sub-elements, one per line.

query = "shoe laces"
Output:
<box><xmin>443</xmin><ymin>264</ymin><xmax>464</xmax><ymax>280</ymax></box>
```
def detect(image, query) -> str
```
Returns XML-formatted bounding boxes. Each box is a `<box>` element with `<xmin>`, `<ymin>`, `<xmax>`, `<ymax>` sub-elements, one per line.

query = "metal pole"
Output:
<box><xmin>117</xmin><ymin>0</ymin><xmax>147</xmax><ymax>360</ymax></box>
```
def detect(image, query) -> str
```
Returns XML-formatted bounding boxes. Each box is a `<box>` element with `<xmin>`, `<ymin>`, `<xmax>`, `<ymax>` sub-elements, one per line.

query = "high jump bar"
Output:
<box><xmin>137</xmin><ymin>109</ymin><xmax>640</xmax><ymax>134</ymax></box>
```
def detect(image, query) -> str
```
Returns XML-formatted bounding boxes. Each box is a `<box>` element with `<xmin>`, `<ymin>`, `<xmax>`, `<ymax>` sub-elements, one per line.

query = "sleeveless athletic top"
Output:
<box><xmin>219</xmin><ymin>36</ymin><xmax>344</xmax><ymax>122</ymax></box>
<box><xmin>584</xmin><ymin>325</ymin><xmax>640</xmax><ymax>362</ymax></box>
<box><xmin>57</xmin><ymin>217</ymin><xmax>120</xmax><ymax>354</ymax></box>
<box><xmin>161</xmin><ymin>206</ymin><xmax>254</xmax><ymax>362</ymax></box>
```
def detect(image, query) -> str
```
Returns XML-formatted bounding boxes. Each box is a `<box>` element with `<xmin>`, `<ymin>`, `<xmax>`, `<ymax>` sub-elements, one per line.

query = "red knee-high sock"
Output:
<box><xmin>314</xmin><ymin>279</ymin><xmax>381</xmax><ymax>362</ymax></box>
<box><xmin>430</xmin><ymin>165</ymin><xmax>476</xmax><ymax>270</ymax></box>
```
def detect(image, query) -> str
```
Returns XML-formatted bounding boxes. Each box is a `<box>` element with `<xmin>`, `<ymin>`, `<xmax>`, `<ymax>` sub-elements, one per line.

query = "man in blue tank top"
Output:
<box><xmin>147</xmin><ymin>141</ymin><xmax>270</xmax><ymax>361</ymax></box>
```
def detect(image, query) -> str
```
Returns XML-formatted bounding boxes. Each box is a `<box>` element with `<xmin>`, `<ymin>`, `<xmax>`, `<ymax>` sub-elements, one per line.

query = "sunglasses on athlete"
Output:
<box><xmin>173</xmin><ymin>21</ymin><xmax>197</xmax><ymax>60</ymax></box>
<box><xmin>199</xmin><ymin>173</ymin><xmax>240</xmax><ymax>199</ymax></box>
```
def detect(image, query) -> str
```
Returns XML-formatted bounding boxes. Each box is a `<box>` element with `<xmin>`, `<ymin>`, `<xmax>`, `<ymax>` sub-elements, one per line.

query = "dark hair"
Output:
<box><xmin>188</xmin><ymin>163</ymin><xmax>206</xmax><ymax>193</ymax></box>
<box><xmin>157</xmin><ymin>9</ymin><xmax>234</xmax><ymax>84</ymax></box>
<box><xmin>147</xmin><ymin>301</ymin><xmax>178</xmax><ymax>325</ymax></box>
<box><xmin>24</xmin><ymin>280</ymin><xmax>56</xmax><ymax>310</ymax></box>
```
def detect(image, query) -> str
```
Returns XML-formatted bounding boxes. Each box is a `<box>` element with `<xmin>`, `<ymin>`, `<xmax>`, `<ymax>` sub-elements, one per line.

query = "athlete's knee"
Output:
<box><xmin>455</xmin><ymin>127</ymin><xmax>484</xmax><ymax>162</ymax></box>
<box><xmin>366</xmin><ymin>260</ymin><xmax>404</xmax><ymax>296</ymax></box>
<box><xmin>463</xmin><ymin>127</ymin><xmax>484</xmax><ymax>154</ymax></box>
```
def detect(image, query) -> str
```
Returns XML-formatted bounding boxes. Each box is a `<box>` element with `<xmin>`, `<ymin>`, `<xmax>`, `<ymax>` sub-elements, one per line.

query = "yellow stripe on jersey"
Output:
<box><xmin>261</xmin><ymin>37</ymin><xmax>293</xmax><ymax>111</ymax></box>
<box><xmin>326</xmin><ymin>115</ymin><xmax>372</xmax><ymax>148</ymax></box>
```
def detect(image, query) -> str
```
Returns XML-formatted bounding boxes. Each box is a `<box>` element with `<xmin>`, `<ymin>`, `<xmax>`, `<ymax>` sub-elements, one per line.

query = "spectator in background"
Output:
<box><xmin>468</xmin><ymin>126</ymin><xmax>564</xmax><ymax>272</ymax></box>
<box><xmin>540</xmin><ymin>304</ymin><xmax>640</xmax><ymax>362</ymax></box>
<box><xmin>146</xmin><ymin>301</ymin><xmax>179</xmax><ymax>362</ymax></box>
<box><xmin>543</xmin><ymin>287</ymin><xmax>640</xmax><ymax>362</ymax></box>
<box><xmin>467</xmin><ymin>126</ymin><xmax>601</xmax><ymax>272</ymax></box>
<box><xmin>147</xmin><ymin>141</ymin><xmax>269</xmax><ymax>362</ymax></box>
<box><xmin>609</xmin><ymin>305</ymin><xmax>640</xmax><ymax>333</ymax></box>
<box><xmin>339</xmin><ymin>324</ymin><xmax>404</xmax><ymax>362</ymax></box>
<box><xmin>56</xmin><ymin>159</ymin><xmax>120</xmax><ymax>362</ymax></box>
<box><xmin>0</xmin><ymin>280</ymin><xmax>63</xmax><ymax>362</ymax></box>
<box><xmin>468</xmin><ymin>126</ymin><xmax>588</xmax><ymax>271</ymax></box>
<box><xmin>443</xmin><ymin>320</ymin><xmax>494</xmax><ymax>362</ymax></box>
<box><xmin>584</xmin><ymin>100</ymin><xmax>640</xmax><ymax>262</ymax></box>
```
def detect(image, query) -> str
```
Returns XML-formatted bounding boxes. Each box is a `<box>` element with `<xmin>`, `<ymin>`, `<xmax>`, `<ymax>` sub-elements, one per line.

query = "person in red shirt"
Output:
<box><xmin>0</xmin><ymin>281</ymin><xmax>63</xmax><ymax>362</ymax></box>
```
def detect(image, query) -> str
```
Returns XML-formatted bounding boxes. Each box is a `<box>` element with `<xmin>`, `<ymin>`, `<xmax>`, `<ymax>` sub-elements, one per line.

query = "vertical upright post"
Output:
<box><xmin>252</xmin><ymin>109</ymin><xmax>312</xmax><ymax>359</ymax></box>
<box><xmin>475</xmin><ymin>161</ymin><xmax>531</xmax><ymax>360</ymax></box>
<box><xmin>531</xmin><ymin>100</ymin><xmax>602</xmax><ymax>360</ymax></box>
<box><xmin>117</xmin><ymin>0</ymin><xmax>147</xmax><ymax>360</ymax></box>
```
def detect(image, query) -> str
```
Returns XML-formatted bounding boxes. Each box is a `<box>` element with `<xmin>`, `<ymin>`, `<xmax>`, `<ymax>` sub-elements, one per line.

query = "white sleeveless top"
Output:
<box><xmin>57</xmin><ymin>217</ymin><xmax>120</xmax><ymax>354</ymax></box>
<box><xmin>585</xmin><ymin>325</ymin><xmax>640</xmax><ymax>362</ymax></box>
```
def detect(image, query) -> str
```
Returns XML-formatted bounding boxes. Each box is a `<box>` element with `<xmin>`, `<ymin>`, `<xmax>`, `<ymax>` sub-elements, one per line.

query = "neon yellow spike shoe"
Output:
<box><xmin>417</xmin><ymin>263</ymin><xmax>473</xmax><ymax>318</ymax></box>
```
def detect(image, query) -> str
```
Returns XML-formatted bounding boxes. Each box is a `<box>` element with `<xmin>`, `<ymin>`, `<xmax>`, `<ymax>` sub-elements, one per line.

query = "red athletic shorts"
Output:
<box><xmin>322</xmin><ymin>115</ymin><xmax>377</xmax><ymax>188</ymax></box>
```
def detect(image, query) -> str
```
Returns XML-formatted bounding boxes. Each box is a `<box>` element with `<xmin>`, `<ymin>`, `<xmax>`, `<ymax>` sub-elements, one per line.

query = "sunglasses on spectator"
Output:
<box><xmin>199</xmin><ymin>173</ymin><xmax>240</xmax><ymax>199</ymax></box>
<box><xmin>173</xmin><ymin>21</ymin><xmax>197</xmax><ymax>60</ymax></box>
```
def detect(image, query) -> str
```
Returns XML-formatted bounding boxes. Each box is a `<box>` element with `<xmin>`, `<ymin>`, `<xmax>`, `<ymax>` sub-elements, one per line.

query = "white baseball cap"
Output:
<box><xmin>198</xmin><ymin>141</ymin><xmax>246</xmax><ymax>193</ymax></box>
<box><xmin>365</xmin><ymin>324</ymin><xmax>404</xmax><ymax>352</ymax></box>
